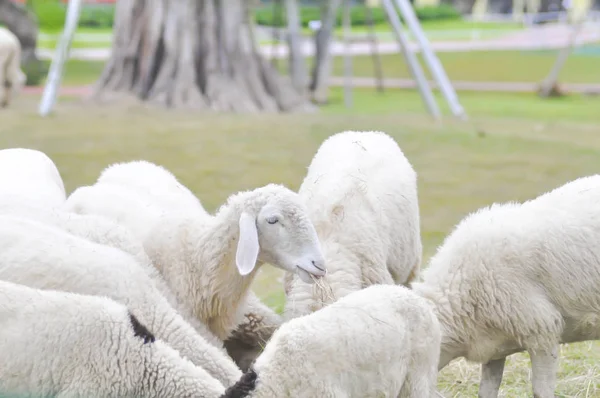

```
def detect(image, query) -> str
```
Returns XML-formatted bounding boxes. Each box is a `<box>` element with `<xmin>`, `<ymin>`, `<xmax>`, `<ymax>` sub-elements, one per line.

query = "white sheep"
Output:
<box><xmin>284</xmin><ymin>130</ymin><xmax>422</xmax><ymax>319</ymax></box>
<box><xmin>71</xmin><ymin>159</ymin><xmax>285</xmax><ymax>368</ymax></box>
<box><xmin>0</xmin><ymin>27</ymin><xmax>26</xmax><ymax>108</ymax></box>
<box><xmin>0</xmin><ymin>147</ymin><xmax>66</xmax><ymax>207</ymax></box>
<box><xmin>97</xmin><ymin>159</ymin><xmax>209</xmax><ymax>217</ymax></box>
<box><xmin>0</xmin><ymin>214</ymin><xmax>243</xmax><ymax>387</ymax></box>
<box><xmin>222</xmin><ymin>284</ymin><xmax>441</xmax><ymax>397</ymax></box>
<box><xmin>0</xmin><ymin>194</ymin><xmax>225</xmax><ymax>352</ymax></box>
<box><xmin>0</xmin><ymin>280</ymin><xmax>226</xmax><ymax>398</ymax></box>
<box><xmin>65</xmin><ymin>176</ymin><xmax>326</xmax><ymax>342</ymax></box>
<box><xmin>411</xmin><ymin>174</ymin><xmax>600</xmax><ymax>398</ymax></box>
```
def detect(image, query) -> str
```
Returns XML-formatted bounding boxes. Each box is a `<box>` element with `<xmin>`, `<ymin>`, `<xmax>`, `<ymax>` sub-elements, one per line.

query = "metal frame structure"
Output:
<box><xmin>38</xmin><ymin>0</ymin><xmax>82</xmax><ymax>116</ymax></box>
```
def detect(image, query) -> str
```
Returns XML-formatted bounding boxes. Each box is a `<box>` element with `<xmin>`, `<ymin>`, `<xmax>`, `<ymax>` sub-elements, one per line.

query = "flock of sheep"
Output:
<box><xmin>0</xmin><ymin>130</ymin><xmax>599</xmax><ymax>398</ymax></box>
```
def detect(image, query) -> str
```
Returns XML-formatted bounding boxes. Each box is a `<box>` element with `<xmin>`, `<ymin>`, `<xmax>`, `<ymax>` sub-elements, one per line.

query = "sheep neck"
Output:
<box><xmin>184</xmin><ymin>190</ymin><xmax>270</xmax><ymax>340</ymax></box>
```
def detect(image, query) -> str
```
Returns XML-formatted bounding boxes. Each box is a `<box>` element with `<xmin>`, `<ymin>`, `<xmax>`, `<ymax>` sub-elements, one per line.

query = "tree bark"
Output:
<box><xmin>94</xmin><ymin>0</ymin><xmax>314</xmax><ymax>112</ymax></box>
<box><xmin>309</xmin><ymin>0</ymin><xmax>342</xmax><ymax>104</ymax></box>
<box><xmin>284</xmin><ymin>0</ymin><xmax>308</xmax><ymax>94</ymax></box>
<box><xmin>0</xmin><ymin>0</ymin><xmax>39</xmax><ymax>66</ymax></box>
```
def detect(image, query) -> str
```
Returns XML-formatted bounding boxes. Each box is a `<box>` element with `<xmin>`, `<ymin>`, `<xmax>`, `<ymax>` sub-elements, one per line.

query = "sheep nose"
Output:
<box><xmin>311</xmin><ymin>259</ymin><xmax>326</xmax><ymax>273</ymax></box>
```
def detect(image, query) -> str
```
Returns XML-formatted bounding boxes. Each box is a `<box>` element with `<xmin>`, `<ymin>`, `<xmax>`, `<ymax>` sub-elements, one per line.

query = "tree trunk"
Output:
<box><xmin>0</xmin><ymin>0</ymin><xmax>39</xmax><ymax>66</ymax></box>
<box><xmin>94</xmin><ymin>0</ymin><xmax>314</xmax><ymax>112</ymax></box>
<box><xmin>309</xmin><ymin>0</ymin><xmax>342</xmax><ymax>104</ymax></box>
<box><xmin>284</xmin><ymin>0</ymin><xmax>308</xmax><ymax>94</ymax></box>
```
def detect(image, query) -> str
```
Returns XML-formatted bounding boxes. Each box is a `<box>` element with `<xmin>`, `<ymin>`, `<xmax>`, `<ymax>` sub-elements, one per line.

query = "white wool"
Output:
<box><xmin>0</xmin><ymin>280</ymin><xmax>225</xmax><ymax>398</ymax></box>
<box><xmin>0</xmin><ymin>28</ymin><xmax>26</xmax><ymax>108</ymax></box>
<box><xmin>412</xmin><ymin>174</ymin><xmax>600</xmax><ymax>397</ymax></box>
<box><xmin>0</xmin><ymin>195</ymin><xmax>225</xmax><ymax>351</ymax></box>
<box><xmin>65</xmin><ymin>162</ymin><xmax>325</xmax><ymax>341</ymax></box>
<box><xmin>65</xmin><ymin>183</ymin><xmax>167</xmax><ymax>242</ymax></box>
<box><xmin>67</xmin><ymin>160</ymin><xmax>286</xmax><ymax>367</ymax></box>
<box><xmin>0</xmin><ymin>215</ymin><xmax>242</xmax><ymax>387</ymax></box>
<box><xmin>97</xmin><ymin>159</ymin><xmax>209</xmax><ymax>217</ymax></box>
<box><xmin>284</xmin><ymin>130</ymin><xmax>422</xmax><ymax>319</ymax></box>
<box><xmin>222</xmin><ymin>284</ymin><xmax>440</xmax><ymax>398</ymax></box>
<box><xmin>0</xmin><ymin>148</ymin><xmax>66</xmax><ymax>207</ymax></box>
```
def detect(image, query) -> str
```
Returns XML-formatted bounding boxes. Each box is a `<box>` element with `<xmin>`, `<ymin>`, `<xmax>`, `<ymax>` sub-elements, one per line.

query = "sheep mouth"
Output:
<box><xmin>296</xmin><ymin>264</ymin><xmax>326</xmax><ymax>284</ymax></box>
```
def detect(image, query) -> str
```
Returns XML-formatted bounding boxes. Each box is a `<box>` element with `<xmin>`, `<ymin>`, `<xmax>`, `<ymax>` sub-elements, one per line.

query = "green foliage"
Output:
<box><xmin>253</xmin><ymin>4</ymin><xmax>461</xmax><ymax>28</ymax></box>
<box><xmin>79</xmin><ymin>6</ymin><xmax>116</xmax><ymax>28</ymax></box>
<box><xmin>28</xmin><ymin>3</ymin><xmax>459</xmax><ymax>32</ymax></box>
<box><xmin>27</xmin><ymin>0</ymin><xmax>66</xmax><ymax>32</ymax></box>
<box><xmin>28</xmin><ymin>1</ymin><xmax>116</xmax><ymax>31</ymax></box>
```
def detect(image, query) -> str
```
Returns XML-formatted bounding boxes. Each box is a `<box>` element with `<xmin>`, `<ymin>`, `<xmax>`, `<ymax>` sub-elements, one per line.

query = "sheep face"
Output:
<box><xmin>236</xmin><ymin>195</ymin><xmax>326</xmax><ymax>284</ymax></box>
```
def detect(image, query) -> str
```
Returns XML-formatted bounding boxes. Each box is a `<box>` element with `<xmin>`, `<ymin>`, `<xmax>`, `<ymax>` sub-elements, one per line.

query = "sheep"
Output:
<box><xmin>222</xmin><ymin>284</ymin><xmax>441</xmax><ymax>398</ymax></box>
<box><xmin>0</xmin><ymin>27</ymin><xmax>26</xmax><ymax>108</ymax></box>
<box><xmin>0</xmin><ymin>280</ymin><xmax>226</xmax><ymax>398</ymax></box>
<box><xmin>65</xmin><ymin>174</ymin><xmax>326</xmax><ymax>342</ymax></box>
<box><xmin>0</xmin><ymin>147</ymin><xmax>66</xmax><ymax>207</ymax></box>
<box><xmin>70</xmin><ymin>159</ymin><xmax>285</xmax><ymax>369</ymax></box>
<box><xmin>0</xmin><ymin>194</ymin><xmax>226</xmax><ymax>352</ymax></box>
<box><xmin>411</xmin><ymin>174</ymin><xmax>600</xmax><ymax>398</ymax></box>
<box><xmin>284</xmin><ymin>130</ymin><xmax>422</xmax><ymax>319</ymax></box>
<box><xmin>97</xmin><ymin>159</ymin><xmax>209</xmax><ymax>217</ymax></box>
<box><xmin>0</xmin><ymin>214</ymin><xmax>243</xmax><ymax>387</ymax></box>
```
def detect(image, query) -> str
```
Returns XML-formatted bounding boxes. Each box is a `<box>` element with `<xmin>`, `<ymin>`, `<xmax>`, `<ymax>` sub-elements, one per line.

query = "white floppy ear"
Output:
<box><xmin>236</xmin><ymin>212</ymin><xmax>260</xmax><ymax>276</ymax></box>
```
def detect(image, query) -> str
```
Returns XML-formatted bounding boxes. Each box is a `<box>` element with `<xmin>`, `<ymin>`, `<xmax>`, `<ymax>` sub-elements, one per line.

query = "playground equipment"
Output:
<box><xmin>38</xmin><ymin>0</ymin><xmax>82</xmax><ymax>116</ymax></box>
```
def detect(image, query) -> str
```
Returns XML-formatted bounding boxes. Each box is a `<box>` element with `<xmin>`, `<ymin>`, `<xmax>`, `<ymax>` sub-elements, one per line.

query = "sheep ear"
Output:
<box><xmin>236</xmin><ymin>212</ymin><xmax>260</xmax><ymax>276</ymax></box>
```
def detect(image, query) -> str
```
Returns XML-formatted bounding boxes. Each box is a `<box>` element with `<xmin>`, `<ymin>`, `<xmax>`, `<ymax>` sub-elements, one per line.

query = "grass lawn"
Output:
<box><xmin>4</xmin><ymin>86</ymin><xmax>600</xmax><ymax>396</ymax></box>
<box><xmin>325</xmin><ymin>50</ymin><xmax>600</xmax><ymax>84</ymax></box>
<box><xmin>50</xmin><ymin>49</ymin><xmax>600</xmax><ymax>90</ymax></box>
<box><xmin>292</xmin><ymin>50</ymin><xmax>600</xmax><ymax>84</ymax></box>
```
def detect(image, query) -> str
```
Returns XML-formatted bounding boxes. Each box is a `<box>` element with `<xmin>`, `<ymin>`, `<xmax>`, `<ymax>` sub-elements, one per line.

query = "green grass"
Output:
<box><xmin>325</xmin><ymin>50</ymin><xmax>600</xmax><ymax>84</ymax></box>
<box><xmin>49</xmin><ymin>48</ymin><xmax>600</xmax><ymax>90</ymax></box>
<box><xmin>325</xmin><ymin>88</ymin><xmax>600</xmax><ymax>123</ymax></box>
<box><xmin>37</xmin><ymin>30</ymin><xmax>113</xmax><ymax>50</ymax></box>
<box><xmin>41</xmin><ymin>60</ymin><xmax>105</xmax><ymax>86</ymax></box>
<box><xmin>6</xmin><ymin>80</ymin><xmax>600</xmax><ymax>397</ymax></box>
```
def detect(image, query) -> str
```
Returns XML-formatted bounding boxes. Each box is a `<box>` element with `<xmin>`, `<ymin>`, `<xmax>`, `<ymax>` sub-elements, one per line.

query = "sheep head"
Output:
<box><xmin>233</xmin><ymin>184</ymin><xmax>326</xmax><ymax>284</ymax></box>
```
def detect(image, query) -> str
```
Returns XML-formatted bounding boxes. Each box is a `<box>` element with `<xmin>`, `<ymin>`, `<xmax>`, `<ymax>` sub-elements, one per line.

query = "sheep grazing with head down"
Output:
<box><xmin>65</xmin><ymin>162</ymin><xmax>326</xmax><ymax>342</ymax></box>
<box><xmin>0</xmin><ymin>214</ymin><xmax>243</xmax><ymax>387</ymax></box>
<box><xmin>222</xmin><ymin>284</ymin><xmax>441</xmax><ymax>398</ymax></box>
<box><xmin>0</xmin><ymin>27</ymin><xmax>26</xmax><ymax>108</ymax></box>
<box><xmin>412</xmin><ymin>174</ymin><xmax>600</xmax><ymax>398</ymax></box>
<box><xmin>0</xmin><ymin>148</ymin><xmax>66</xmax><ymax>207</ymax></box>
<box><xmin>0</xmin><ymin>280</ymin><xmax>226</xmax><ymax>398</ymax></box>
<box><xmin>284</xmin><ymin>130</ymin><xmax>422</xmax><ymax>319</ymax></box>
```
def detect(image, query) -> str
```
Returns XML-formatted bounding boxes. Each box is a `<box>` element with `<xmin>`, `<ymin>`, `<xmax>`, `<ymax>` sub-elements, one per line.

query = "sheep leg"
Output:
<box><xmin>528</xmin><ymin>346</ymin><xmax>559</xmax><ymax>398</ymax></box>
<box><xmin>477</xmin><ymin>357</ymin><xmax>506</xmax><ymax>398</ymax></box>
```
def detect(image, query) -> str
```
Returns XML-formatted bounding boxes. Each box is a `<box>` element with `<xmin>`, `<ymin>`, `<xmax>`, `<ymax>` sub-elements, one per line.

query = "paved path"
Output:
<box><xmin>37</xmin><ymin>23</ymin><xmax>600</xmax><ymax>61</ymax></box>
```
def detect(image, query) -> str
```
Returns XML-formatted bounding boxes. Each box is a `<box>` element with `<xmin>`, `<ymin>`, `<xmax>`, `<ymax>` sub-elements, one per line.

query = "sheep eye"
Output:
<box><xmin>266</xmin><ymin>216</ymin><xmax>279</xmax><ymax>225</ymax></box>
